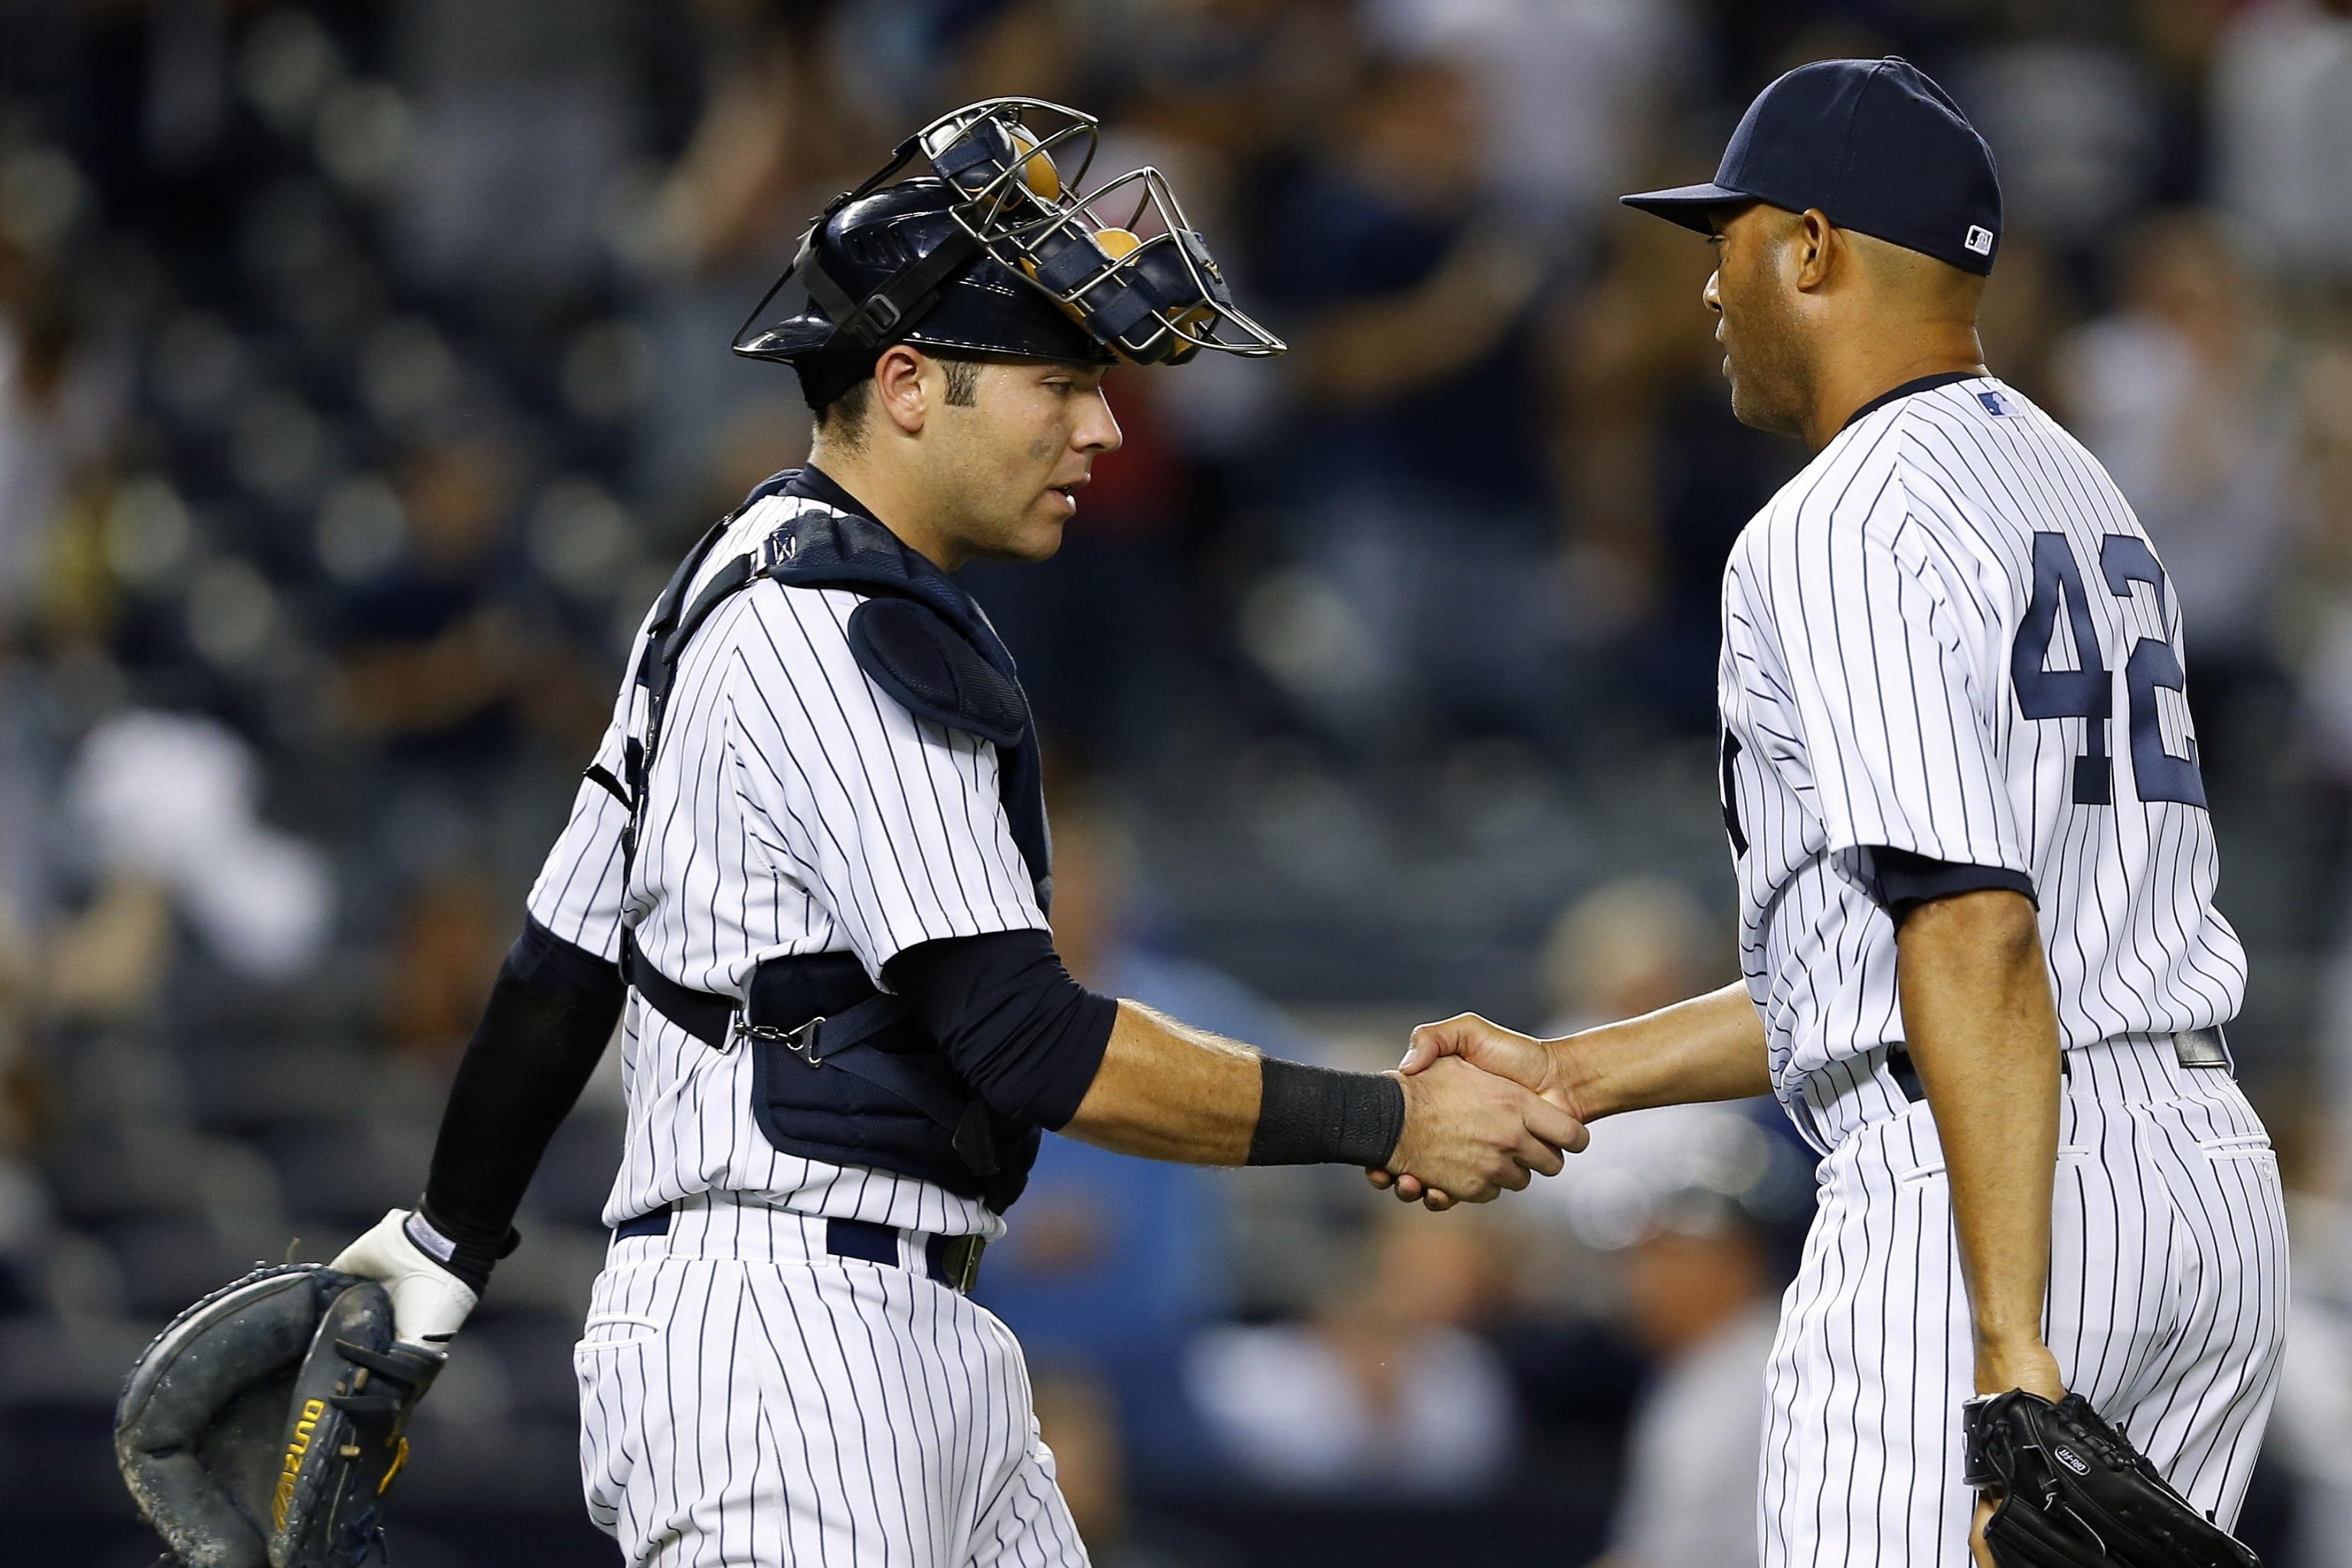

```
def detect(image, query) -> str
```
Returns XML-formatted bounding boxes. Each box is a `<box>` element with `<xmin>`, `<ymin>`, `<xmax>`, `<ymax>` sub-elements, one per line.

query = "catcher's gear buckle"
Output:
<box><xmin>939</xmin><ymin>1234</ymin><xmax>985</xmax><ymax>1294</ymax></box>
<box><xmin>740</xmin><ymin>1014</ymin><xmax>826</xmax><ymax>1067</ymax></box>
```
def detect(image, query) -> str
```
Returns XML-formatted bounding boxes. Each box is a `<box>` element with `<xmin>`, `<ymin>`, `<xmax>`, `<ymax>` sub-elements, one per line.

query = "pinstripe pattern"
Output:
<box><xmin>538</xmin><ymin>490</ymin><xmax>1086</xmax><ymax>1563</ymax></box>
<box><xmin>576</xmin><ymin>1194</ymin><xmax>1087</xmax><ymax>1567</ymax></box>
<box><xmin>1758</xmin><ymin>1041</ymin><xmax>2288</xmax><ymax>1564</ymax></box>
<box><xmin>1718</xmin><ymin>377</ymin><xmax>2246</xmax><ymax>1152</ymax></box>
<box><xmin>1721</xmin><ymin>378</ymin><xmax>2282</xmax><ymax>1563</ymax></box>
<box><xmin>525</xmin><ymin>491</ymin><xmax>1042</xmax><ymax>1240</ymax></box>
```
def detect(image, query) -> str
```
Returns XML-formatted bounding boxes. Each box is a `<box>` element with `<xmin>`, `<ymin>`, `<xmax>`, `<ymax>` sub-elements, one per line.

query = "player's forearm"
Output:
<box><xmin>1058</xmin><ymin>1000</ymin><xmax>1267</xmax><ymax>1163</ymax></box>
<box><xmin>419</xmin><ymin>920</ymin><xmax>623</xmax><ymax>1284</ymax></box>
<box><xmin>1060</xmin><ymin>1000</ymin><xmax>1410</xmax><ymax>1169</ymax></box>
<box><xmin>1554</xmin><ymin>981</ymin><xmax>1772</xmax><ymax>1120</ymax></box>
<box><xmin>1895</xmin><ymin>890</ymin><xmax>2063</xmax><ymax>1380</ymax></box>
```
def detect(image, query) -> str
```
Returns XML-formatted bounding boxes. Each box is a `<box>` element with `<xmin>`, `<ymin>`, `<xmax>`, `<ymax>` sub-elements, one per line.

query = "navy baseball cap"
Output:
<box><xmin>1621</xmin><ymin>57</ymin><xmax>2002</xmax><ymax>275</ymax></box>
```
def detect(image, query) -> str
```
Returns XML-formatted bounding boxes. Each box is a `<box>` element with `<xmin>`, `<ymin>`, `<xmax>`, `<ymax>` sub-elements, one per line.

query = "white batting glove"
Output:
<box><xmin>330</xmin><ymin>1207</ymin><xmax>481</xmax><ymax>1353</ymax></box>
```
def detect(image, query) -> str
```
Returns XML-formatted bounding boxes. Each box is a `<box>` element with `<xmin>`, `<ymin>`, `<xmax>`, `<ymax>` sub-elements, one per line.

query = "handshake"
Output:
<box><xmin>1369</xmin><ymin>1013</ymin><xmax>1585</xmax><ymax>1210</ymax></box>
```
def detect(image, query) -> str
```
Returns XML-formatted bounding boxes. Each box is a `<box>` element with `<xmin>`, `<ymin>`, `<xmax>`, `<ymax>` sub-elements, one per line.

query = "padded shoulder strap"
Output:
<box><xmin>846</xmin><ymin>596</ymin><xmax>1028</xmax><ymax>749</ymax></box>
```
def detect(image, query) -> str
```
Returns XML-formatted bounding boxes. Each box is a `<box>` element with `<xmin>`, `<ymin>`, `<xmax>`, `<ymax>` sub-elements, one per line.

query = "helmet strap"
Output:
<box><xmin>803</xmin><ymin>223</ymin><xmax>982</xmax><ymax>353</ymax></box>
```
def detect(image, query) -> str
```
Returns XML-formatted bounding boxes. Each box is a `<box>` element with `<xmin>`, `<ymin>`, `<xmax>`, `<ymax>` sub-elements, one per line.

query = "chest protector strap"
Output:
<box><xmin>612</xmin><ymin>476</ymin><xmax>1051</xmax><ymax>1202</ymax></box>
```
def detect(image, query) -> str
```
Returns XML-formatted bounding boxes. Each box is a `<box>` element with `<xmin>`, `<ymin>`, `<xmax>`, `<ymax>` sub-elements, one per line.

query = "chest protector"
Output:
<box><xmin>619</xmin><ymin>471</ymin><xmax>1050</xmax><ymax>1213</ymax></box>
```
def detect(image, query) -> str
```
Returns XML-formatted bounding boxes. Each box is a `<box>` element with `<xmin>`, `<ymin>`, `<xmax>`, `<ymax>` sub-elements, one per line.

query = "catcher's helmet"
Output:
<box><xmin>734</xmin><ymin>98</ymin><xmax>1284</xmax><ymax>409</ymax></box>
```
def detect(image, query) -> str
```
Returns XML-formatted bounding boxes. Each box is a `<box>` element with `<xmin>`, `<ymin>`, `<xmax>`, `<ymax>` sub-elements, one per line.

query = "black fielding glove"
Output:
<box><xmin>1963</xmin><ymin>1390</ymin><xmax>2262</xmax><ymax>1567</ymax></box>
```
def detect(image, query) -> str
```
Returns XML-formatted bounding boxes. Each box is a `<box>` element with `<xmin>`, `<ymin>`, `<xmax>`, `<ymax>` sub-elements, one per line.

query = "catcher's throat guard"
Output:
<box><xmin>732</xmin><ymin>96</ymin><xmax>1283</xmax><ymax>390</ymax></box>
<box><xmin>116</xmin><ymin>1264</ymin><xmax>440</xmax><ymax>1568</ymax></box>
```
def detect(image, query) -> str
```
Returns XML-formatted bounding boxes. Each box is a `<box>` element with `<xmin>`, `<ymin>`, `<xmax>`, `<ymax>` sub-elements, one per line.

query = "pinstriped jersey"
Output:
<box><xmin>527</xmin><ymin>489</ymin><xmax>1045</xmax><ymax>1237</ymax></box>
<box><xmin>1716</xmin><ymin>374</ymin><xmax>2247</xmax><ymax>1151</ymax></box>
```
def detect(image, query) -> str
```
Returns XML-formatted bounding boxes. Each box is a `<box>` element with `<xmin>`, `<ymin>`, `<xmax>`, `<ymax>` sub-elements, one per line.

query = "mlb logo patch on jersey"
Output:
<box><xmin>1976</xmin><ymin>389</ymin><xmax>2017</xmax><ymax>417</ymax></box>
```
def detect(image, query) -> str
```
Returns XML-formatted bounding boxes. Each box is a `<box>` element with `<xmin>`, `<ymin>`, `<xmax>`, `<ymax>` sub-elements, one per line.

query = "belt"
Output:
<box><xmin>624</xmin><ymin>955</ymin><xmax>737</xmax><ymax>1050</ymax></box>
<box><xmin>610</xmin><ymin>1204</ymin><xmax>985</xmax><ymax>1294</ymax></box>
<box><xmin>1882</xmin><ymin>1027</ymin><xmax>2228</xmax><ymax>1105</ymax></box>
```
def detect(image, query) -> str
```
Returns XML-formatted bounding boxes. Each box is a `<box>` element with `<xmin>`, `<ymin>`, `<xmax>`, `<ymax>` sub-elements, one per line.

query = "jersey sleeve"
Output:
<box><xmin>522</xmin><ymin>706</ymin><xmax>635</xmax><ymax>963</ymax></box>
<box><xmin>1746</xmin><ymin>503</ymin><xmax>2030</xmax><ymax>879</ymax></box>
<box><xmin>724</xmin><ymin>584</ymin><xmax>1047</xmax><ymax>984</ymax></box>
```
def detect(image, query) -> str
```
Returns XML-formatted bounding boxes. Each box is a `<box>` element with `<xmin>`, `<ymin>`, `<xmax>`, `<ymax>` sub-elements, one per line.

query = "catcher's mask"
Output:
<box><xmin>733</xmin><ymin>98</ymin><xmax>1285</xmax><ymax>409</ymax></box>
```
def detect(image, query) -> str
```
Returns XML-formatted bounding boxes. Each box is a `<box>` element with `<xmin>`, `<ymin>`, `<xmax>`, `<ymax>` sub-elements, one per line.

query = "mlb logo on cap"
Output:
<box><xmin>1965</xmin><ymin>224</ymin><xmax>1994</xmax><ymax>256</ymax></box>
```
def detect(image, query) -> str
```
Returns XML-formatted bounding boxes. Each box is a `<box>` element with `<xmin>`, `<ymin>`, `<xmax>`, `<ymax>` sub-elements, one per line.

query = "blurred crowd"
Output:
<box><xmin>4</xmin><ymin>0</ymin><xmax>2352</xmax><ymax>1563</ymax></box>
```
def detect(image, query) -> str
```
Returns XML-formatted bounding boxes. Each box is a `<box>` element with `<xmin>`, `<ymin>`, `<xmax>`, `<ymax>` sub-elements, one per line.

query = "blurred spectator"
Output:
<box><xmin>334</xmin><ymin>433</ymin><xmax>531</xmax><ymax>755</ymax></box>
<box><xmin>1033</xmin><ymin>1364</ymin><xmax>1231</xmax><ymax>1568</ymax></box>
<box><xmin>630</xmin><ymin>0</ymin><xmax>884</xmax><ymax>497</ymax></box>
<box><xmin>1514</xmin><ymin>874</ymin><xmax>1784</xmax><ymax>1535</ymax></box>
<box><xmin>329</xmin><ymin>429</ymin><xmax>607</xmax><ymax>819</ymax></box>
<box><xmin>0</xmin><ymin>250</ymin><xmax>119</xmax><ymax>631</ymax></box>
<box><xmin>1551</xmin><ymin>1103</ymin><xmax>1808</xmax><ymax>1568</ymax></box>
<box><xmin>2210</xmin><ymin>0</ymin><xmax>2352</xmax><ymax>287</ymax></box>
<box><xmin>1246</xmin><ymin>44</ymin><xmax>1559</xmax><ymax>743</ymax></box>
<box><xmin>2293</xmin><ymin>338</ymin><xmax>2352</xmax><ymax>940</ymax></box>
<box><xmin>0</xmin><ymin>276</ymin><xmax>76</xmax><ymax>622</ymax></box>
<box><xmin>64</xmin><ymin>710</ymin><xmax>332</xmax><ymax>983</ymax></box>
<box><xmin>1185</xmin><ymin>1213</ymin><xmax>1518</xmax><ymax>1498</ymax></box>
<box><xmin>0</xmin><ymin>910</ymin><xmax>51</xmax><ymax>1316</ymax></box>
<box><xmin>391</xmin><ymin>0</ymin><xmax>634</xmax><ymax>309</ymax></box>
<box><xmin>978</xmin><ymin>794</ymin><xmax>1314</xmax><ymax>1467</ymax></box>
<box><xmin>1365</xmin><ymin>0</ymin><xmax>1696</xmax><ymax>239</ymax></box>
<box><xmin>2246</xmin><ymin>1083</ymin><xmax>2352</xmax><ymax>1567</ymax></box>
<box><xmin>1544</xmin><ymin>199</ymin><xmax>1798</xmax><ymax>734</ymax></box>
<box><xmin>381</xmin><ymin>864</ymin><xmax>502</xmax><ymax>1064</ymax></box>
<box><xmin>1537</xmin><ymin>874</ymin><xmax>1718</xmax><ymax>1037</ymax></box>
<box><xmin>2055</xmin><ymin>211</ymin><xmax>2305</xmax><ymax>760</ymax></box>
<box><xmin>1956</xmin><ymin>31</ymin><xmax>2168</xmax><ymax>258</ymax></box>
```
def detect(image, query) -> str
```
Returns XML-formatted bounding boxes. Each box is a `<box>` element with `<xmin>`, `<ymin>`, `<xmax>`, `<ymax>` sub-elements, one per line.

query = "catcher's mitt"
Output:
<box><xmin>115</xmin><ymin>1263</ymin><xmax>441</xmax><ymax>1568</ymax></box>
<box><xmin>1963</xmin><ymin>1390</ymin><xmax>2262</xmax><ymax>1568</ymax></box>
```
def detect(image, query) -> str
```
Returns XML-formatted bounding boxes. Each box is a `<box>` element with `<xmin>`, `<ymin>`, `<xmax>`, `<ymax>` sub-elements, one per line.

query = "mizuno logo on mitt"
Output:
<box><xmin>274</xmin><ymin>1396</ymin><xmax>327</xmax><ymax>1527</ymax></box>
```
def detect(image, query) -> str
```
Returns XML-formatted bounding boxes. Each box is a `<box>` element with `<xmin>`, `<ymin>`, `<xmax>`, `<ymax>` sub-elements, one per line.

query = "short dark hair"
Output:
<box><xmin>812</xmin><ymin>354</ymin><xmax>985</xmax><ymax>447</ymax></box>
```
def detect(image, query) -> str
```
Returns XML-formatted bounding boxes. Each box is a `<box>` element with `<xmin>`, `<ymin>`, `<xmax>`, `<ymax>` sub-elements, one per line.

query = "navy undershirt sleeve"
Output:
<box><xmin>1866</xmin><ymin>846</ymin><xmax>2037</xmax><ymax>922</ymax></box>
<box><xmin>884</xmin><ymin>930</ymin><xmax>1116</xmax><ymax>1132</ymax></box>
<box><xmin>419</xmin><ymin>917</ymin><xmax>625</xmax><ymax>1287</ymax></box>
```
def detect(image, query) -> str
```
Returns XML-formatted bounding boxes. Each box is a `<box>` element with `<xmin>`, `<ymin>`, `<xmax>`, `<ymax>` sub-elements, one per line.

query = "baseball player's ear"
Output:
<box><xmin>873</xmin><ymin>346</ymin><xmax>933</xmax><ymax>435</ymax></box>
<box><xmin>1794</xmin><ymin>208</ymin><xmax>1837</xmax><ymax>292</ymax></box>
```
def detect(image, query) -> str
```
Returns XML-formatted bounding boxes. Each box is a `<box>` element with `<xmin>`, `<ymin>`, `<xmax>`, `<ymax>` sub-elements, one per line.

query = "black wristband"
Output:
<box><xmin>1246</xmin><ymin>1057</ymin><xmax>1406</xmax><ymax>1168</ymax></box>
<box><xmin>409</xmin><ymin>1199</ymin><xmax>518</xmax><ymax>1295</ymax></box>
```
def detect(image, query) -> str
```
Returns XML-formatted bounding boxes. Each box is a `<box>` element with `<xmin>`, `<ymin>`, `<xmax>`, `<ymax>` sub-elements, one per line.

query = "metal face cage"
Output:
<box><xmin>732</xmin><ymin>97</ymin><xmax>1285</xmax><ymax>368</ymax></box>
<box><xmin>970</xmin><ymin>158</ymin><xmax>1287</xmax><ymax>364</ymax></box>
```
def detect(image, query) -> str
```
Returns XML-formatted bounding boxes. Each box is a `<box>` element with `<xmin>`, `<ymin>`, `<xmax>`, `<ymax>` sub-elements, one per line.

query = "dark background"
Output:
<box><xmin>2</xmin><ymin>1</ymin><xmax>2350</xmax><ymax>1563</ymax></box>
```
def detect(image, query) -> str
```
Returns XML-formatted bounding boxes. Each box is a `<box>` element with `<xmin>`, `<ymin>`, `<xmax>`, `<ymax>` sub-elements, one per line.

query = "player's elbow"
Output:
<box><xmin>884</xmin><ymin>931</ymin><xmax>1117</xmax><ymax>1130</ymax></box>
<box><xmin>1897</xmin><ymin>887</ymin><xmax>2047</xmax><ymax>998</ymax></box>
